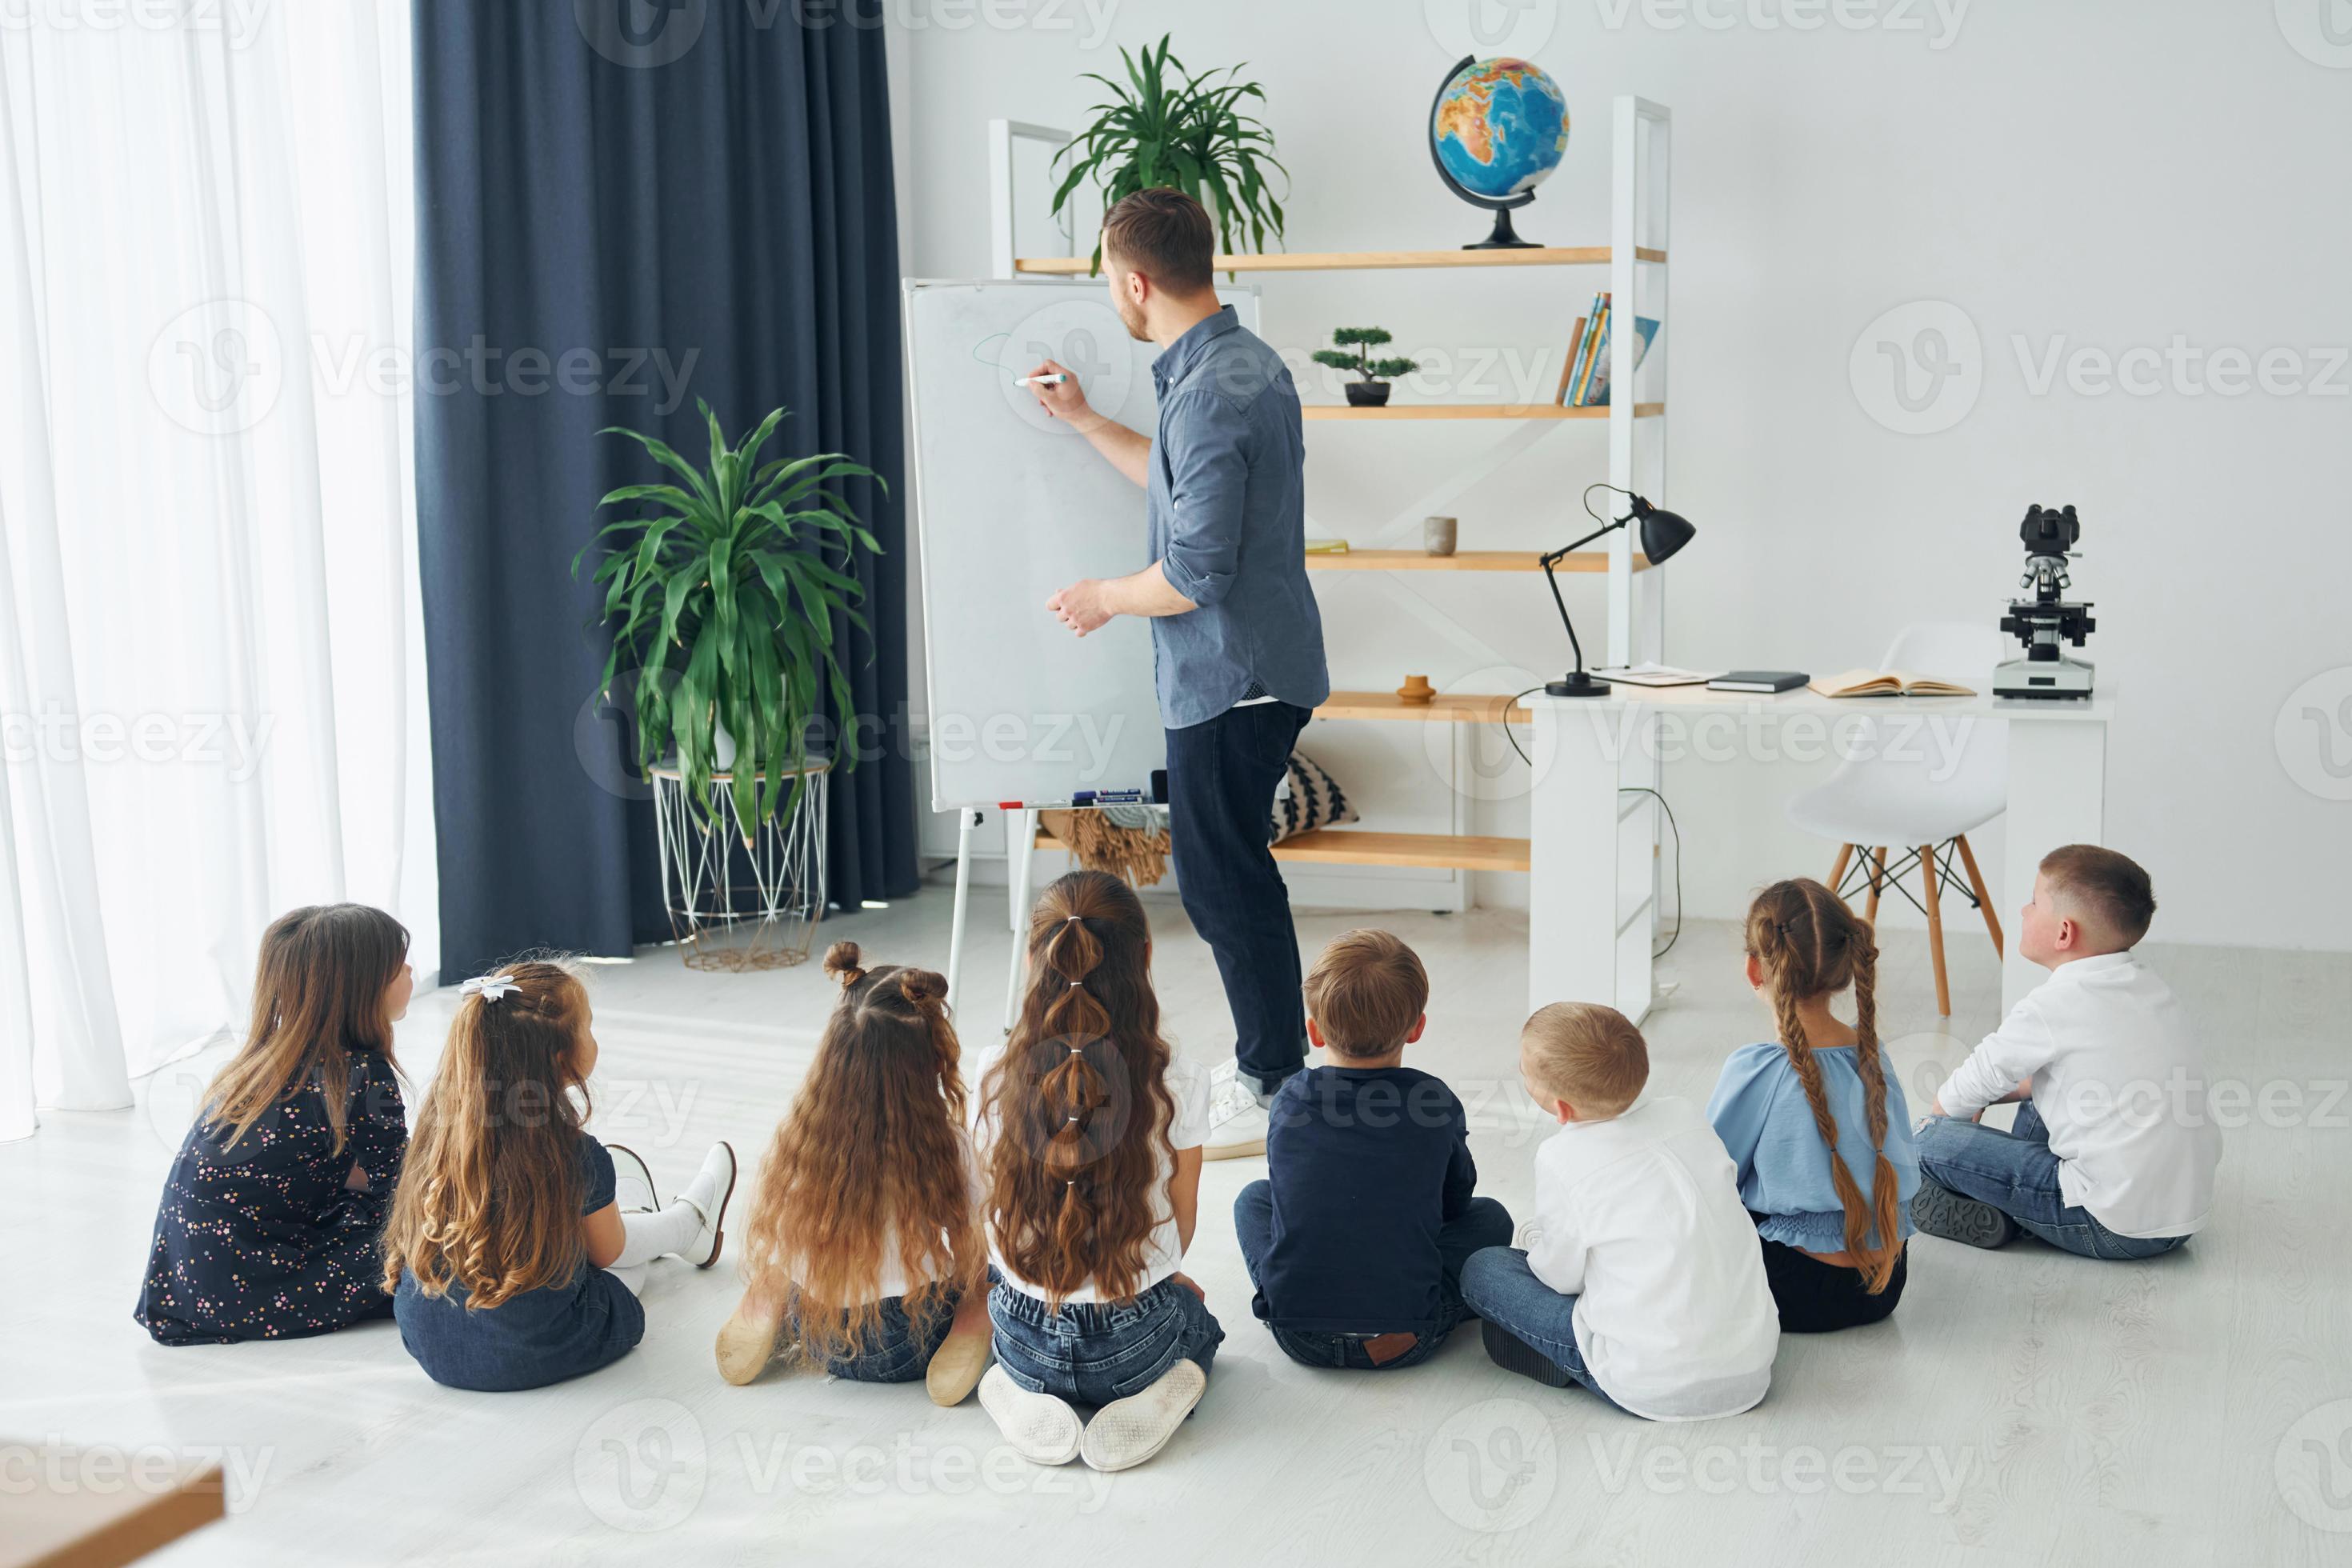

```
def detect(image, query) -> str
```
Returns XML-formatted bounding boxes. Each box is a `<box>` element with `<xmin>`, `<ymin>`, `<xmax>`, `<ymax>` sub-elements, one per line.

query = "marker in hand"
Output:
<box><xmin>1015</xmin><ymin>372</ymin><xmax>1069</xmax><ymax>387</ymax></box>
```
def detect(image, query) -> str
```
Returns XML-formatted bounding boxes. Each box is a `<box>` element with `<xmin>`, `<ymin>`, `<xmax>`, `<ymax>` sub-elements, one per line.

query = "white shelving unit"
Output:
<box><xmin>972</xmin><ymin>99</ymin><xmax>1674</xmax><ymax>960</ymax></box>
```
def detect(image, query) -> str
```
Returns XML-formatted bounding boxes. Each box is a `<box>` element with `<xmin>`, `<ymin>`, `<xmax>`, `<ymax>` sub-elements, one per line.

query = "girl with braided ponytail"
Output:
<box><xmin>717</xmin><ymin>942</ymin><xmax>994</xmax><ymax>1406</ymax></box>
<box><xmin>974</xmin><ymin>871</ymin><xmax>1221</xmax><ymax>1474</ymax></box>
<box><xmin>1706</xmin><ymin>879</ymin><xmax>1922</xmax><ymax>1332</ymax></box>
<box><xmin>383</xmin><ymin>960</ymin><xmax>738</xmax><ymax>1390</ymax></box>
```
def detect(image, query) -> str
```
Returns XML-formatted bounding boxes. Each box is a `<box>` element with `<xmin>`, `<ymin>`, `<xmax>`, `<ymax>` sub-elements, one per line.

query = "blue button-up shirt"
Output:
<box><xmin>1146</xmin><ymin>306</ymin><xmax>1330</xmax><ymax>729</ymax></box>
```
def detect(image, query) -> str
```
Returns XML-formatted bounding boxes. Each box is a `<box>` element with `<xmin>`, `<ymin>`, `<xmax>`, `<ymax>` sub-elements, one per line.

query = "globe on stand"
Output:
<box><xmin>1427</xmin><ymin>55</ymin><xmax>1570</xmax><ymax>250</ymax></box>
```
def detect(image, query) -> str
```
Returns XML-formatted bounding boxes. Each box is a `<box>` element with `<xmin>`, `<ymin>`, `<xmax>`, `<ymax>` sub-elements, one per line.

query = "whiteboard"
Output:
<box><xmin>904</xmin><ymin>279</ymin><xmax>1262</xmax><ymax>811</ymax></box>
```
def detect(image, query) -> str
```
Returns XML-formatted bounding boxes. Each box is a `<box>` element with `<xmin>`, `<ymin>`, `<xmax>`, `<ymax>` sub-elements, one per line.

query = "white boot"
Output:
<box><xmin>674</xmin><ymin>1142</ymin><xmax>737</xmax><ymax>1269</ymax></box>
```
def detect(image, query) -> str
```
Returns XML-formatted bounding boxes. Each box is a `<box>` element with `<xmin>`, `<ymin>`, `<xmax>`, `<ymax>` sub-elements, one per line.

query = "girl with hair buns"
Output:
<box><xmin>1706</xmin><ymin>878</ymin><xmax>1922</xmax><ymax>1332</ymax></box>
<box><xmin>717</xmin><ymin>941</ymin><xmax>994</xmax><ymax>1405</ymax></box>
<box><xmin>383</xmin><ymin>959</ymin><xmax>738</xmax><ymax>1391</ymax></box>
<box><xmin>974</xmin><ymin>870</ymin><xmax>1220</xmax><ymax>1475</ymax></box>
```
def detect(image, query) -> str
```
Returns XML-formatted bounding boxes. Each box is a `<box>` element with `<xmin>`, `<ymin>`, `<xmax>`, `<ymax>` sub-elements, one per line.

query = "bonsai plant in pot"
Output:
<box><xmin>1050</xmin><ymin>34</ymin><xmax>1288</xmax><ymax>274</ymax></box>
<box><xmin>1314</xmin><ymin>327</ymin><xmax>1419</xmax><ymax>408</ymax></box>
<box><xmin>574</xmin><ymin>401</ymin><xmax>882</xmax><ymax>842</ymax></box>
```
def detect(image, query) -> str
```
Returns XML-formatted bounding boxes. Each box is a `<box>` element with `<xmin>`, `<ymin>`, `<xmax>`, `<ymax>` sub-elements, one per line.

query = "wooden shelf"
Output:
<box><xmin>1317</xmin><ymin>690</ymin><xmax>1531</xmax><ymax>725</ymax></box>
<box><xmin>1301</xmin><ymin>402</ymin><xmax>1663</xmax><ymax>422</ymax></box>
<box><xmin>1011</xmin><ymin>246</ymin><xmax>1666</xmax><ymax>274</ymax></box>
<box><xmin>1305</xmin><ymin>549</ymin><xmax>1650</xmax><ymax>574</ymax></box>
<box><xmin>1037</xmin><ymin>826</ymin><xmax>1529</xmax><ymax>874</ymax></box>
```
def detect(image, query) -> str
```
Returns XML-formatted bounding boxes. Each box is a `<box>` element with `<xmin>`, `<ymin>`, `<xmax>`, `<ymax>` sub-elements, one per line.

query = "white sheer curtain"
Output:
<box><xmin>0</xmin><ymin>1</ymin><xmax>435</xmax><ymax>1141</ymax></box>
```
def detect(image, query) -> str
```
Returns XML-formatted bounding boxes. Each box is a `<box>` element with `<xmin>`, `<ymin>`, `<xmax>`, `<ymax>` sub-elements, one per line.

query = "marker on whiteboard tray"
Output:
<box><xmin>1072</xmin><ymin>790</ymin><xmax>1145</xmax><ymax>806</ymax></box>
<box><xmin>1014</xmin><ymin>373</ymin><xmax>1069</xmax><ymax>387</ymax></box>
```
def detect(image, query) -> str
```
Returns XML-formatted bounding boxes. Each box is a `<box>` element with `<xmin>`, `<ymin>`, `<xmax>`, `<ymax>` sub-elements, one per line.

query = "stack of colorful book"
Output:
<box><xmin>1555</xmin><ymin>291</ymin><xmax>1662</xmax><ymax>407</ymax></box>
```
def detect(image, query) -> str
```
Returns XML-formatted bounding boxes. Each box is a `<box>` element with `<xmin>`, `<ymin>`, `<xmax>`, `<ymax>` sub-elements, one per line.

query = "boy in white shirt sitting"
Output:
<box><xmin>1460</xmin><ymin>1003</ymin><xmax>1779</xmax><ymax>1421</ymax></box>
<box><xmin>1914</xmin><ymin>844</ymin><xmax>2221</xmax><ymax>1260</ymax></box>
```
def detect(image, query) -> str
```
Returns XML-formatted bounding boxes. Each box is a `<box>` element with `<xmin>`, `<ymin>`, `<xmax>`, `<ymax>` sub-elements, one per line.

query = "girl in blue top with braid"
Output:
<box><xmin>1706</xmin><ymin>878</ymin><xmax>1920</xmax><ymax>1332</ymax></box>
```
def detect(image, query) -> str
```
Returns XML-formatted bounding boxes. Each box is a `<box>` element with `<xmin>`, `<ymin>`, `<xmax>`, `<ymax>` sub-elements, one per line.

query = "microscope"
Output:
<box><xmin>1994</xmin><ymin>504</ymin><xmax>2096</xmax><ymax>699</ymax></box>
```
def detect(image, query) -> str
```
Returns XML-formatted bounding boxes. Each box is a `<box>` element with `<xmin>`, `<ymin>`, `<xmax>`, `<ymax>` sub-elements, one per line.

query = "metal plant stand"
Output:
<box><xmin>651</xmin><ymin>761</ymin><xmax>829</xmax><ymax>970</ymax></box>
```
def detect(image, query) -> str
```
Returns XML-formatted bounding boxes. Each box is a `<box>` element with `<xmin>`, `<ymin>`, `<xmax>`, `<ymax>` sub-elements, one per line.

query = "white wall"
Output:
<box><xmin>887</xmin><ymin>0</ymin><xmax>2352</xmax><ymax>951</ymax></box>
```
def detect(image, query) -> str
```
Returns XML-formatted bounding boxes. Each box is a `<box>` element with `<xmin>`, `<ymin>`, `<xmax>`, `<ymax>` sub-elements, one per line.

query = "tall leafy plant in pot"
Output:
<box><xmin>1051</xmin><ymin>34</ymin><xmax>1288</xmax><ymax>273</ymax></box>
<box><xmin>575</xmin><ymin>402</ymin><xmax>882</xmax><ymax>840</ymax></box>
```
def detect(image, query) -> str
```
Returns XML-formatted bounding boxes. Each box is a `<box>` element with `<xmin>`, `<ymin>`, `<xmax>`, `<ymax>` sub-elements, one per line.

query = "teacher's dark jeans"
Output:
<box><xmin>1165</xmin><ymin>701</ymin><xmax>1311</xmax><ymax>1098</ymax></box>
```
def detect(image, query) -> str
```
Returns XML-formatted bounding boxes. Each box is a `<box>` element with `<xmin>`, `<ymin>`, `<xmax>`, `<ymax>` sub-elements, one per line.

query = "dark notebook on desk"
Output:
<box><xmin>1707</xmin><ymin>670</ymin><xmax>1809</xmax><ymax>694</ymax></box>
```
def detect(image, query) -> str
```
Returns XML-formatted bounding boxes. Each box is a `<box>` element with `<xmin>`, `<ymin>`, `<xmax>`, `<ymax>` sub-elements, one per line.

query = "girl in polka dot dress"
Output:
<box><xmin>135</xmin><ymin>904</ymin><xmax>415</xmax><ymax>1345</ymax></box>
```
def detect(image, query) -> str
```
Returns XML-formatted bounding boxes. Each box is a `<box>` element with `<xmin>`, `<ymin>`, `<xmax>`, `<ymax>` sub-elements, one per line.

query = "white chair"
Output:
<box><xmin>1785</xmin><ymin>622</ymin><xmax>2009</xmax><ymax>1015</ymax></box>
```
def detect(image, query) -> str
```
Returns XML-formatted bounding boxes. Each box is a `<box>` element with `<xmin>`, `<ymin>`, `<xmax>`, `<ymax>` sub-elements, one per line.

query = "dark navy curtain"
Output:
<box><xmin>413</xmin><ymin>0</ymin><xmax>916</xmax><ymax>978</ymax></box>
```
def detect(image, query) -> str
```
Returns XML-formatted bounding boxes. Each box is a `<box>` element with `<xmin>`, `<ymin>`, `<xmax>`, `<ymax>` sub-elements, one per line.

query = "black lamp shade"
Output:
<box><xmin>1637</xmin><ymin>504</ymin><xmax>1696</xmax><ymax>565</ymax></box>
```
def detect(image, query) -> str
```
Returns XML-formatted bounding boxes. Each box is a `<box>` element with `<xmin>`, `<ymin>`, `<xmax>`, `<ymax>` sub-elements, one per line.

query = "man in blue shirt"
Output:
<box><xmin>1026</xmin><ymin>188</ymin><xmax>1329</xmax><ymax>1158</ymax></box>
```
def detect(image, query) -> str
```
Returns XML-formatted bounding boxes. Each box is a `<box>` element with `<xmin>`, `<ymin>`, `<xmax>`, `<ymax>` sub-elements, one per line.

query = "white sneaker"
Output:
<box><xmin>1078</xmin><ymin>1359</ymin><xmax>1206</xmax><ymax>1473</ymax></box>
<box><xmin>1204</xmin><ymin>1062</ymin><xmax>1269</xmax><ymax>1161</ymax></box>
<box><xmin>674</xmin><ymin>1142</ymin><xmax>738</xmax><ymax>1269</ymax></box>
<box><xmin>606</xmin><ymin>1142</ymin><xmax>658</xmax><ymax>1214</ymax></box>
<box><xmin>978</xmin><ymin>1365</ymin><xmax>1082</xmax><ymax>1466</ymax></box>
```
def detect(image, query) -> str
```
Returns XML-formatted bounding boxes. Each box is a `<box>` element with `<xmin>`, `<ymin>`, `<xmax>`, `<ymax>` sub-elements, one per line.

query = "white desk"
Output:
<box><xmin>1526</xmin><ymin>686</ymin><xmax>2115</xmax><ymax>1021</ymax></box>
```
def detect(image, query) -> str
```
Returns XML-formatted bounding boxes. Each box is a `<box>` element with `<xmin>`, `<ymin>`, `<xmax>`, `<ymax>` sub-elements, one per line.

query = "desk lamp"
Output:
<box><xmin>1542</xmin><ymin>484</ymin><xmax>1697</xmax><ymax>698</ymax></box>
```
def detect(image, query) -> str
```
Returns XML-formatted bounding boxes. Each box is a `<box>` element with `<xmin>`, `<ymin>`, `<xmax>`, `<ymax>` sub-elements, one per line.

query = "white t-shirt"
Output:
<box><xmin>1523</xmin><ymin>1096</ymin><xmax>1780</xmax><ymax>1422</ymax></box>
<box><xmin>790</xmin><ymin>1127</ymin><xmax>984</xmax><ymax>1304</ymax></box>
<box><xmin>973</xmin><ymin>1049</ymin><xmax>1210</xmax><ymax>1305</ymax></box>
<box><xmin>1933</xmin><ymin>951</ymin><xmax>2221</xmax><ymax>1238</ymax></box>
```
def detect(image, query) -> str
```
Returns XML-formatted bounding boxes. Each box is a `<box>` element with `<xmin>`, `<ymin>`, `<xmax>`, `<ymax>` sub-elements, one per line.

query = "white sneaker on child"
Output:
<box><xmin>606</xmin><ymin>1143</ymin><xmax>658</xmax><ymax>1214</ymax></box>
<box><xmin>674</xmin><ymin>1142</ymin><xmax>738</xmax><ymax>1269</ymax></box>
<box><xmin>1204</xmin><ymin>1061</ymin><xmax>1269</xmax><ymax>1161</ymax></box>
<box><xmin>979</xmin><ymin>1365</ymin><xmax>1082</xmax><ymax>1466</ymax></box>
<box><xmin>1078</xmin><ymin>1358</ymin><xmax>1206</xmax><ymax>1473</ymax></box>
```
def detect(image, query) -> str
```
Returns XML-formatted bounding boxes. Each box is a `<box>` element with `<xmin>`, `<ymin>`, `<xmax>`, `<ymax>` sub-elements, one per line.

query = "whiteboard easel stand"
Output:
<box><xmin>939</xmin><ymin>802</ymin><xmax>1046</xmax><ymax>1034</ymax></box>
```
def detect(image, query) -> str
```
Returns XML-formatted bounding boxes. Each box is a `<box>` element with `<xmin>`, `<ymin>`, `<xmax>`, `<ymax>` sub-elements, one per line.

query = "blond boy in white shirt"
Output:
<box><xmin>1913</xmin><ymin>845</ymin><xmax>2221</xmax><ymax>1259</ymax></box>
<box><xmin>1459</xmin><ymin>1003</ymin><xmax>1779</xmax><ymax>1421</ymax></box>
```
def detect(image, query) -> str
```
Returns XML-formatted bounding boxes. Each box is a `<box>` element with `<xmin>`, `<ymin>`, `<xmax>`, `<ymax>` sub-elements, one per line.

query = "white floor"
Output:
<box><xmin>6</xmin><ymin>882</ymin><xmax>2350</xmax><ymax>1566</ymax></box>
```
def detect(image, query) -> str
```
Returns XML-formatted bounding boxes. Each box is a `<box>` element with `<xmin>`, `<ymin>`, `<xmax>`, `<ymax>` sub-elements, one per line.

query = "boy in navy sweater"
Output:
<box><xmin>1233</xmin><ymin>930</ymin><xmax>1513</xmax><ymax>1370</ymax></box>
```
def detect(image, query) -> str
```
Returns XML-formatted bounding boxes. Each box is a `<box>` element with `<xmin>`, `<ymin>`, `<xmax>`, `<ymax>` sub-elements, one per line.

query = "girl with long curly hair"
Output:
<box><xmin>974</xmin><ymin>871</ymin><xmax>1221</xmax><ymax>1475</ymax></box>
<box><xmin>382</xmin><ymin>960</ymin><xmax>738</xmax><ymax>1391</ymax></box>
<box><xmin>716</xmin><ymin>942</ymin><xmax>992</xmax><ymax>1405</ymax></box>
<box><xmin>1705</xmin><ymin>878</ymin><xmax>1922</xmax><ymax>1332</ymax></box>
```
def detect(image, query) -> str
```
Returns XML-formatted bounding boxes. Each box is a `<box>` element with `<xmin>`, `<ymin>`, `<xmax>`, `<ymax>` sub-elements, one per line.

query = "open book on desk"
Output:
<box><xmin>1809</xmin><ymin>669</ymin><xmax>1977</xmax><ymax>698</ymax></box>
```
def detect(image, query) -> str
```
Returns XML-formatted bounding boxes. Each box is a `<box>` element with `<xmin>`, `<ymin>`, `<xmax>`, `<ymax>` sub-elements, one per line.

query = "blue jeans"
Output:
<box><xmin>792</xmin><ymin>1292</ymin><xmax>956</xmax><ymax>1383</ymax></box>
<box><xmin>987</xmin><ymin>1275</ymin><xmax>1222</xmax><ymax>1406</ymax></box>
<box><xmin>1233</xmin><ymin>1182</ymin><xmax>1514</xmax><ymax>1370</ymax></box>
<box><xmin>1914</xmin><ymin>1102</ymin><xmax>2191</xmax><ymax>1261</ymax></box>
<box><xmin>1164</xmin><ymin>702</ymin><xmax>1313</xmax><ymax>1098</ymax></box>
<box><xmin>1457</xmin><ymin>1247</ymin><xmax>1617</xmax><ymax>1404</ymax></box>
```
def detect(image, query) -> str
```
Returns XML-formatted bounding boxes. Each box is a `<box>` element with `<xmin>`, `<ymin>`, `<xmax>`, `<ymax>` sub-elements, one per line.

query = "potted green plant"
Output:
<box><xmin>1314</xmin><ymin>327</ymin><xmax>1419</xmax><ymax>408</ymax></box>
<box><xmin>574</xmin><ymin>402</ymin><xmax>882</xmax><ymax>841</ymax></box>
<box><xmin>1050</xmin><ymin>34</ymin><xmax>1288</xmax><ymax>274</ymax></box>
